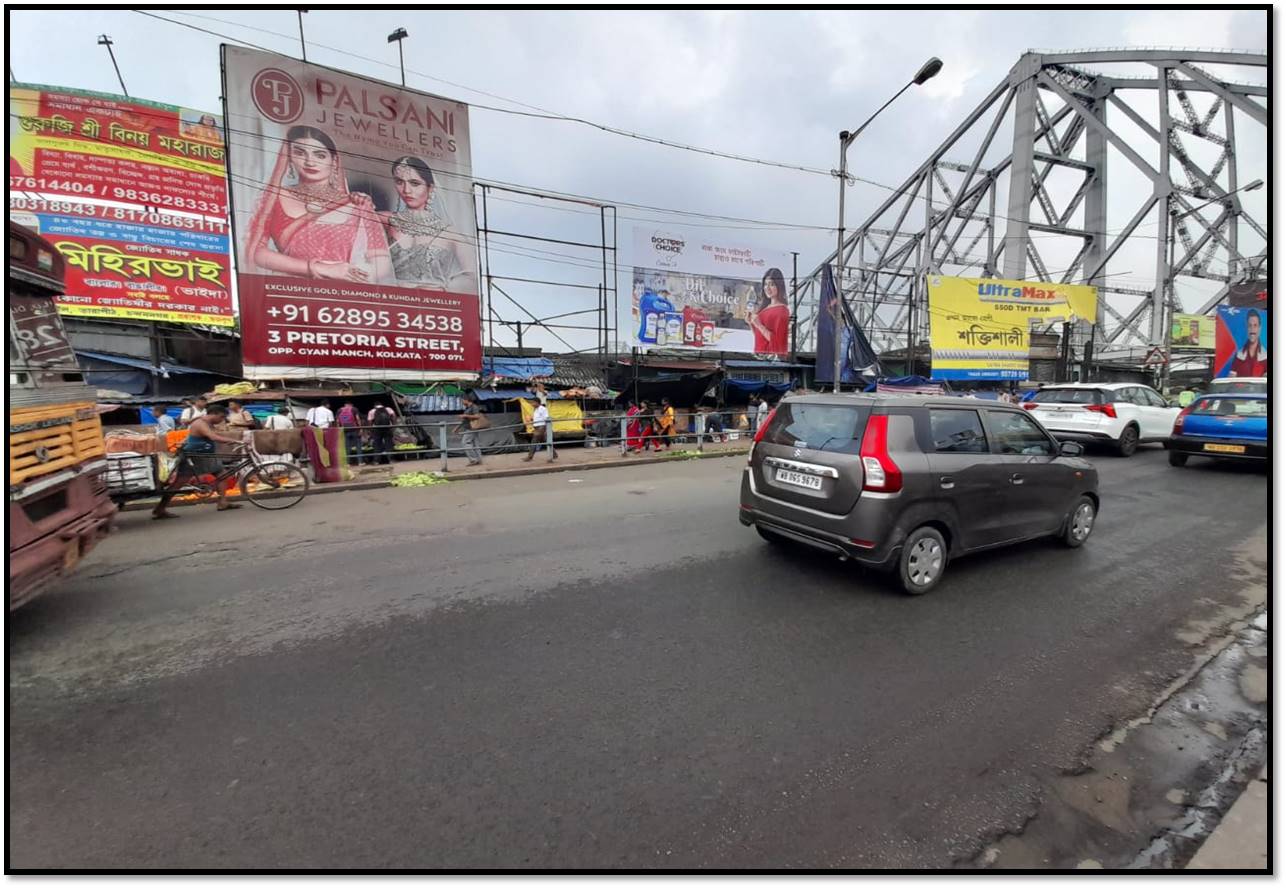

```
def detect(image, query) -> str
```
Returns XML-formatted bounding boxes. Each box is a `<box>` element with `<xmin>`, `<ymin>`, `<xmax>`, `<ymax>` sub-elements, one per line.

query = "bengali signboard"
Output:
<box><xmin>9</xmin><ymin>83</ymin><xmax>228</xmax><ymax>216</ymax></box>
<box><xmin>9</xmin><ymin>196</ymin><xmax>233</xmax><ymax>326</ymax></box>
<box><xmin>1214</xmin><ymin>306</ymin><xmax>1268</xmax><ymax>378</ymax></box>
<box><xmin>631</xmin><ymin>229</ymin><xmax>793</xmax><ymax>356</ymax></box>
<box><xmin>1170</xmin><ymin>313</ymin><xmax>1215</xmax><ymax>350</ymax></box>
<box><xmin>927</xmin><ymin>275</ymin><xmax>1097</xmax><ymax>380</ymax></box>
<box><xmin>222</xmin><ymin>46</ymin><xmax>481</xmax><ymax>380</ymax></box>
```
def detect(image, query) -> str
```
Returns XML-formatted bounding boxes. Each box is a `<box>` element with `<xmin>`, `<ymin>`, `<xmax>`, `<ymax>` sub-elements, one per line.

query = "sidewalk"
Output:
<box><xmin>1186</xmin><ymin>765</ymin><xmax>1269</xmax><ymax>870</ymax></box>
<box><xmin>120</xmin><ymin>439</ymin><xmax>752</xmax><ymax>511</ymax></box>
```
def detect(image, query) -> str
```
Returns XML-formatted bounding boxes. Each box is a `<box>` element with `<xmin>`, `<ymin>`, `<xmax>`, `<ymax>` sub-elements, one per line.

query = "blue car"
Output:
<box><xmin>1168</xmin><ymin>393</ymin><xmax>1268</xmax><ymax>466</ymax></box>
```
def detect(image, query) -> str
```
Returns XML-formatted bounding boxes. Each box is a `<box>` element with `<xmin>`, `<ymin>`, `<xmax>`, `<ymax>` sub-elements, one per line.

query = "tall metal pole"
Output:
<box><xmin>297</xmin><ymin>10</ymin><xmax>308</xmax><ymax>61</ymax></box>
<box><xmin>97</xmin><ymin>35</ymin><xmax>128</xmax><ymax>97</ymax></box>
<box><xmin>1161</xmin><ymin>198</ymin><xmax>1176</xmax><ymax>395</ymax></box>
<box><xmin>789</xmin><ymin>250</ymin><xmax>799</xmax><ymax>362</ymax></box>
<box><xmin>832</xmin><ymin>134</ymin><xmax>848</xmax><ymax>392</ymax></box>
<box><xmin>388</xmin><ymin>28</ymin><xmax>409</xmax><ymax>87</ymax></box>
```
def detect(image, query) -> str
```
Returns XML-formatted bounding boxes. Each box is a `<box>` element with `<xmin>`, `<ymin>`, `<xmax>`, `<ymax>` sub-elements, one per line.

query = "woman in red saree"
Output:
<box><xmin>625</xmin><ymin>401</ymin><xmax>643</xmax><ymax>452</ymax></box>
<box><xmin>246</xmin><ymin>125</ymin><xmax>393</xmax><ymax>284</ymax></box>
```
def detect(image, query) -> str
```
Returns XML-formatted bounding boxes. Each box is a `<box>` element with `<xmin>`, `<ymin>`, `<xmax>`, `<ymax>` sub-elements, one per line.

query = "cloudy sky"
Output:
<box><xmin>9</xmin><ymin>7</ymin><xmax>1268</xmax><ymax>353</ymax></box>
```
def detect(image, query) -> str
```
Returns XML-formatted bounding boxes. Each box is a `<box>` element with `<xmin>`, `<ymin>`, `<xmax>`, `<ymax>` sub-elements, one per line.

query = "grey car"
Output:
<box><xmin>739</xmin><ymin>394</ymin><xmax>1100</xmax><ymax>594</ymax></box>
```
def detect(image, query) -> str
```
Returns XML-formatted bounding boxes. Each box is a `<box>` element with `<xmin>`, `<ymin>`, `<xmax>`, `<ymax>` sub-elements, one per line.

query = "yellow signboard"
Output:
<box><xmin>1171</xmin><ymin>313</ymin><xmax>1215</xmax><ymax>350</ymax></box>
<box><xmin>927</xmin><ymin>275</ymin><xmax>1098</xmax><ymax>380</ymax></box>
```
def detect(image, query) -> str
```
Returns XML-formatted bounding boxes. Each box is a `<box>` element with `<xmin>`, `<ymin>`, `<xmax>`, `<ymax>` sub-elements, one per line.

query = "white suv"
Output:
<box><xmin>1023</xmin><ymin>382</ymin><xmax>1180</xmax><ymax>456</ymax></box>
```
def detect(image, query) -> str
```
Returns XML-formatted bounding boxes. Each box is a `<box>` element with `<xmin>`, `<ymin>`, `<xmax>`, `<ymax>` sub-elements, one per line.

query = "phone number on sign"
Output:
<box><xmin>267</xmin><ymin>303</ymin><xmax>465</xmax><ymax>333</ymax></box>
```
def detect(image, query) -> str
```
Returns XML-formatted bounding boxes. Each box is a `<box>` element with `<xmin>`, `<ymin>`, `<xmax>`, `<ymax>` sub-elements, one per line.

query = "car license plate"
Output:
<box><xmin>1203</xmin><ymin>443</ymin><xmax>1246</xmax><ymax>454</ymax></box>
<box><xmin>775</xmin><ymin>468</ymin><xmax>823</xmax><ymax>490</ymax></box>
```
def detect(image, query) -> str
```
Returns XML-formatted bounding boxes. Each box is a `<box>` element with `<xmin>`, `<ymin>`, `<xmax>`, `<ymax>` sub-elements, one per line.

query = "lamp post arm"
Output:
<box><xmin>843</xmin><ymin>80</ymin><xmax>916</xmax><ymax>148</ymax></box>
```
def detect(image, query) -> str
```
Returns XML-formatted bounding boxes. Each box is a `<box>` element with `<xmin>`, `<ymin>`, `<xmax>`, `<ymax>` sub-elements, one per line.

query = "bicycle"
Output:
<box><xmin>162</xmin><ymin>442</ymin><xmax>310</xmax><ymax>511</ymax></box>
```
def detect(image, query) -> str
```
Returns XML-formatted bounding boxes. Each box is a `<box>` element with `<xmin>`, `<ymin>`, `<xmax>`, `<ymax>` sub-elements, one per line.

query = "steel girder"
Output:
<box><xmin>793</xmin><ymin>49</ymin><xmax>1267</xmax><ymax>361</ymax></box>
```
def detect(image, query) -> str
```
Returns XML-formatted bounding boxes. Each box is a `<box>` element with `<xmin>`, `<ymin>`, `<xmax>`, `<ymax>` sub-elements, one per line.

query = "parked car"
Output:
<box><xmin>739</xmin><ymin>394</ymin><xmax>1100</xmax><ymax>595</ymax></box>
<box><xmin>1022</xmin><ymin>382</ymin><xmax>1180</xmax><ymax>456</ymax></box>
<box><xmin>1168</xmin><ymin>393</ymin><xmax>1268</xmax><ymax>466</ymax></box>
<box><xmin>1207</xmin><ymin>377</ymin><xmax>1268</xmax><ymax>396</ymax></box>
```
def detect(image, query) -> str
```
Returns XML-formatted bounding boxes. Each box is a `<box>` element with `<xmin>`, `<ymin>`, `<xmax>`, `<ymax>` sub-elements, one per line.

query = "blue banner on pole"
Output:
<box><xmin>814</xmin><ymin>264</ymin><xmax>880</xmax><ymax>384</ymax></box>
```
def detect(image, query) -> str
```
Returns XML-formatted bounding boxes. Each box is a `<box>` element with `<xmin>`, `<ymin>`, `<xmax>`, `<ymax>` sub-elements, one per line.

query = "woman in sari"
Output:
<box><xmin>625</xmin><ymin>401</ymin><xmax>643</xmax><ymax>452</ymax></box>
<box><xmin>378</xmin><ymin>155</ymin><xmax>477</xmax><ymax>292</ymax></box>
<box><xmin>246</xmin><ymin>126</ymin><xmax>393</xmax><ymax>284</ymax></box>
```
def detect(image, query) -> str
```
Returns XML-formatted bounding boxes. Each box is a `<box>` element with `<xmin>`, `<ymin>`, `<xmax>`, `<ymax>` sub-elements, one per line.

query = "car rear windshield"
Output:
<box><xmin>1210</xmin><ymin>380</ymin><xmax>1268</xmax><ymax>394</ymax></box>
<box><xmin>760</xmin><ymin>403</ymin><xmax>871</xmax><ymax>454</ymax></box>
<box><xmin>1191</xmin><ymin>397</ymin><xmax>1267</xmax><ymax>416</ymax></box>
<box><xmin>1032</xmin><ymin>388</ymin><xmax>1103</xmax><ymax>404</ymax></box>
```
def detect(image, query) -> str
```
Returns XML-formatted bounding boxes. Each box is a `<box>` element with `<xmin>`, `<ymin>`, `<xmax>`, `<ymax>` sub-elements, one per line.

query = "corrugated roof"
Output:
<box><xmin>76</xmin><ymin>350</ymin><xmax>212</xmax><ymax>376</ymax></box>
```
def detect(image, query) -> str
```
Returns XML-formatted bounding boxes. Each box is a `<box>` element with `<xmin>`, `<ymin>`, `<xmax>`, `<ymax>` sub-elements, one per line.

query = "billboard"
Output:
<box><xmin>631</xmin><ymin>229</ymin><xmax>793</xmax><ymax>355</ymax></box>
<box><xmin>1170</xmin><ymin>313</ymin><xmax>1215</xmax><ymax>350</ymax></box>
<box><xmin>222</xmin><ymin>47</ymin><xmax>481</xmax><ymax>380</ymax></box>
<box><xmin>9</xmin><ymin>83</ymin><xmax>228</xmax><ymax>216</ymax></box>
<box><xmin>9</xmin><ymin>196</ymin><xmax>233</xmax><ymax>326</ymax></box>
<box><xmin>927</xmin><ymin>275</ymin><xmax>1097</xmax><ymax>380</ymax></box>
<box><xmin>1214</xmin><ymin>306</ymin><xmax>1268</xmax><ymax>378</ymax></box>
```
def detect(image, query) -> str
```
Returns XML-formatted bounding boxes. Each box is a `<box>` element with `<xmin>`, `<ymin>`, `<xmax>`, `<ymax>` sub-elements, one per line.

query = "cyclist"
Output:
<box><xmin>152</xmin><ymin>404</ymin><xmax>247</xmax><ymax>519</ymax></box>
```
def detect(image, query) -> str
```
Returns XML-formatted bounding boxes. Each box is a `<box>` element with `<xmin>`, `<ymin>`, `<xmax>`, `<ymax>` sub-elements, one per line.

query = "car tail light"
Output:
<box><xmin>1022</xmin><ymin>402</ymin><xmax>1039</xmax><ymax>410</ymax></box>
<box><xmin>859</xmin><ymin>414</ymin><xmax>902</xmax><ymax>493</ymax></box>
<box><xmin>1172</xmin><ymin>405</ymin><xmax>1194</xmax><ymax>436</ymax></box>
<box><xmin>1084</xmin><ymin>403</ymin><xmax>1117</xmax><ymax>419</ymax></box>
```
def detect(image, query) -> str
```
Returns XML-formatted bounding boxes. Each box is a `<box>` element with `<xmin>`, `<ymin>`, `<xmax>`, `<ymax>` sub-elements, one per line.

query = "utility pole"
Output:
<box><xmin>97</xmin><ymin>35</ymin><xmax>128</xmax><ymax>97</ymax></box>
<box><xmin>789</xmin><ymin>251</ymin><xmax>799</xmax><ymax>363</ymax></box>
<box><xmin>298</xmin><ymin>10</ymin><xmax>308</xmax><ymax>61</ymax></box>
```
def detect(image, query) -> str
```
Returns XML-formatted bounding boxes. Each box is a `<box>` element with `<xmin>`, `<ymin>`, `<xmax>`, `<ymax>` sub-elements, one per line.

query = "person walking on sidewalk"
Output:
<box><xmin>658</xmin><ymin>398</ymin><xmax>676</xmax><ymax>450</ymax></box>
<box><xmin>306</xmin><ymin>400</ymin><xmax>335</xmax><ymax>429</ymax></box>
<box><xmin>756</xmin><ymin>395</ymin><xmax>770</xmax><ymax>432</ymax></box>
<box><xmin>457</xmin><ymin>395</ymin><xmax>486</xmax><ymax>466</ymax></box>
<box><xmin>524</xmin><ymin>400</ymin><xmax>558</xmax><ymax>462</ymax></box>
<box><xmin>625</xmin><ymin>401</ymin><xmax>644</xmax><ymax>453</ymax></box>
<box><xmin>336</xmin><ymin>400</ymin><xmax>364</xmax><ymax>465</ymax></box>
<box><xmin>367</xmin><ymin>402</ymin><xmax>396</xmax><ymax>465</ymax></box>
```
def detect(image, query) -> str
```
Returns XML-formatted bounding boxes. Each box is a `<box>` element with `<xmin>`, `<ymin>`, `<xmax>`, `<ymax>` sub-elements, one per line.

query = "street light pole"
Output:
<box><xmin>1161</xmin><ymin>178</ymin><xmax>1263</xmax><ymax>394</ymax></box>
<box><xmin>388</xmin><ymin>28</ymin><xmax>409</xmax><ymax>87</ymax></box>
<box><xmin>832</xmin><ymin>56</ymin><xmax>943</xmax><ymax>392</ymax></box>
<box><xmin>97</xmin><ymin>35</ymin><xmax>128</xmax><ymax>97</ymax></box>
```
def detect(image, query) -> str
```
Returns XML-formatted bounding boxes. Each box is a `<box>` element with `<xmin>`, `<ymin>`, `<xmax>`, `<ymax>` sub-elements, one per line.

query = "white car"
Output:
<box><xmin>1023</xmin><ymin>382</ymin><xmax>1180</xmax><ymax>456</ymax></box>
<box><xmin>1208</xmin><ymin>377</ymin><xmax>1268</xmax><ymax>395</ymax></box>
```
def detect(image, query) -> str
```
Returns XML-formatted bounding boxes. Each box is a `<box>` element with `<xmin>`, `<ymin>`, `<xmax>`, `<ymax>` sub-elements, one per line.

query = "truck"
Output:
<box><xmin>8</xmin><ymin>221</ymin><xmax>116</xmax><ymax>610</ymax></box>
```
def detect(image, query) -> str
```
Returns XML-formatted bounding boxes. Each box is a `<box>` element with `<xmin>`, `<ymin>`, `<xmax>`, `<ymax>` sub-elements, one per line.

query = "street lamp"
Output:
<box><xmin>1161</xmin><ymin>178</ymin><xmax>1264</xmax><ymax>393</ymax></box>
<box><xmin>388</xmin><ymin>27</ymin><xmax>409</xmax><ymax>87</ymax></box>
<box><xmin>832</xmin><ymin>57</ymin><xmax>943</xmax><ymax>392</ymax></box>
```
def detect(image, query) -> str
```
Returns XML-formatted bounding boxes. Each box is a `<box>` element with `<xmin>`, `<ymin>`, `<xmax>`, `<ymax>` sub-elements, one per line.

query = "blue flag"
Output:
<box><xmin>814</xmin><ymin>264</ymin><xmax>880</xmax><ymax>384</ymax></box>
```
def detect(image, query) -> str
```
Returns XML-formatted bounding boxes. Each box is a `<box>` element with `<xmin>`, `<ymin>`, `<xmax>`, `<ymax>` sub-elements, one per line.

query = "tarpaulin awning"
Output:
<box><xmin>76</xmin><ymin>350</ymin><xmax>210</xmax><ymax>376</ymax></box>
<box><xmin>471</xmin><ymin>387</ymin><xmax>564</xmax><ymax>402</ymax></box>
<box><xmin>723</xmin><ymin>379</ymin><xmax>792</xmax><ymax>394</ymax></box>
<box><xmin>482</xmin><ymin>357</ymin><xmax>555</xmax><ymax>380</ymax></box>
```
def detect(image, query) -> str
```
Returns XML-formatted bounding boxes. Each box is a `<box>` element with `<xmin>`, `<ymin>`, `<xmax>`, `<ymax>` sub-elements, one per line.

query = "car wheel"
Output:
<box><xmin>1168</xmin><ymin>451</ymin><xmax>1189</xmax><ymax>467</ymax></box>
<box><xmin>898</xmin><ymin>526</ymin><xmax>947</xmax><ymax>595</ymax></box>
<box><xmin>1115</xmin><ymin>424</ymin><xmax>1139</xmax><ymax>457</ymax></box>
<box><xmin>1062</xmin><ymin>495</ymin><xmax>1097</xmax><ymax>548</ymax></box>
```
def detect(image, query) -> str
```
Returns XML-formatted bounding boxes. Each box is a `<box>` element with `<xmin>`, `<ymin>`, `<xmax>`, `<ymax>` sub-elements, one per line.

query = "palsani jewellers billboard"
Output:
<box><xmin>222</xmin><ymin>46</ymin><xmax>481</xmax><ymax>380</ymax></box>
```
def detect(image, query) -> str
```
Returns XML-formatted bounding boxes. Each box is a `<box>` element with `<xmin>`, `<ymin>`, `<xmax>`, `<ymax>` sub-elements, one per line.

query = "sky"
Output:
<box><xmin>8</xmin><ymin>7</ymin><xmax>1269</xmax><ymax>354</ymax></box>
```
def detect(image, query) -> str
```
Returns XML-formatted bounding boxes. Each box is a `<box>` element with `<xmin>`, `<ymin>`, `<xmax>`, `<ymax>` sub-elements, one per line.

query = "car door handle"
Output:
<box><xmin>939</xmin><ymin>476</ymin><xmax>955</xmax><ymax>490</ymax></box>
<box><xmin>1010</xmin><ymin>474</ymin><xmax>1024</xmax><ymax>485</ymax></box>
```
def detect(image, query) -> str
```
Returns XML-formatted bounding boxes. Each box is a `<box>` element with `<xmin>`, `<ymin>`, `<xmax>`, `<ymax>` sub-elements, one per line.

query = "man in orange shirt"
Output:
<box><xmin>659</xmin><ymin>398</ymin><xmax>676</xmax><ymax>450</ymax></box>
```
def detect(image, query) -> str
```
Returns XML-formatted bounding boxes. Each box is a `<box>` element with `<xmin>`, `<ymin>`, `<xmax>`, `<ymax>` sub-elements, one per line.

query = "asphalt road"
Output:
<box><xmin>8</xmin><ymin>446</ymin><xmax>1268</xmax><ymax>869</ymax></box>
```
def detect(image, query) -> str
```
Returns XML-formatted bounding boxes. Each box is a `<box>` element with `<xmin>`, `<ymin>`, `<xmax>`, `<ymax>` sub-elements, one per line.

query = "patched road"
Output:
<box><xmin>8</xmin><ymin>448</ymin><xmax>1267</xmax><ymax>868</ymax></box>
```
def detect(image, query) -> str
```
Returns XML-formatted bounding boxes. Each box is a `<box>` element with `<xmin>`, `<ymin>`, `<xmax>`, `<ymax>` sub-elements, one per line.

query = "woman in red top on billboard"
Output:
<box><xmin>747</xmin><ymin>267</ymin><xmax>791</xmax><ymax>357</ymax></box>
<box><xmin>245</xmin><ymin>125</ymin><xmax>393</xmax><ymax>284</ymax></box>
<box><xmin>1229</xmin><ymin>308</ymin><xmax>1268</xmax><ymax>377</ymax></box>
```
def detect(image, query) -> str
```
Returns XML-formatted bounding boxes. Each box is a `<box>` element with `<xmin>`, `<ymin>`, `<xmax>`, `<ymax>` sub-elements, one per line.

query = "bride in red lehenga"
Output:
<box><xmin>245</xmin><ymin>125</ymin><xmax>393</xmax><ymax>284</ymax></box>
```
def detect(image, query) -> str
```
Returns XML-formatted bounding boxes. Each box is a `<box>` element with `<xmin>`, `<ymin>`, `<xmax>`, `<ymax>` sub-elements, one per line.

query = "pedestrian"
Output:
<box><xmin>659</xmin><ymin>398</ymin><xmax>676</xmax><ymax>450</ymax></box>
<box><xmin>625</xmin><ymin>401</ymin><xmax>643</xmax><ymax>453</ymax></box>
<box><xmin>367</xmin><ymin>401</ymin><xmax>396</xmax><ymax>465</ymax></box>
<box><xmin>457</xmin><ymin>395</ymin><xmax>486</xmax><ymax>466</ymax></box>
<box><xmin>703</xmin><ymin>406</ymin><xmax>726</xmax><ymax>443</ymax></box>
<box><xmin>152</xmin><ymin>405</ymin><xmax>177</xmax><ymax>435</ymax></box>
<box><xmin>152</xmin><ymin>404</ymin><xmax>243</xmax><ymax>519</ymax></box>
<box><xmin>305</xmin><ymin>400</ymin><xmax>335</xmax><ymax>429</ymax></box>
<box><xmin>226</xmin><ymin>399</ymin><xmax>258</xmax><ymax>430</ymax></box>
<box><xmin>335</xmin><ymin>400</ymin><xmax>364</xmax><ymax>465</ymax></box>
<box><xmin>756</xmin><ymin>395</ymin><xmax>770</xmax><ymax>431</ymax></box>
<box><xmin>524</xmin><ymin>399</ymin><xmax>558</xmax><ymax>462</ymax></box>
<box><xmin>263</xmin><ymin>405</ymin><xmax>295</xmax><ymax>430</ymax></box>
<box><xmin>637</xmin><ymin>400</ymin><xmax>661</xmax><ymax>452</ymax></box>
<box><xmin>747</xmin><ymin>395</ymin><xmax>761</xmax><ymax>434</ymax></box>
<box><xmin>179</xmin><ymin>396</ymin><xmax>208</xmax><ymax>428</ymax></box>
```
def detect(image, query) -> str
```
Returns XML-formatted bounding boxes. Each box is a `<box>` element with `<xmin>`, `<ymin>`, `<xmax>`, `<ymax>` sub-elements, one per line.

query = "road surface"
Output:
<box><xmin>8</xmin><ymin>447</ymin><xmax>1268</xmax><ymax>868</ymax></box>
